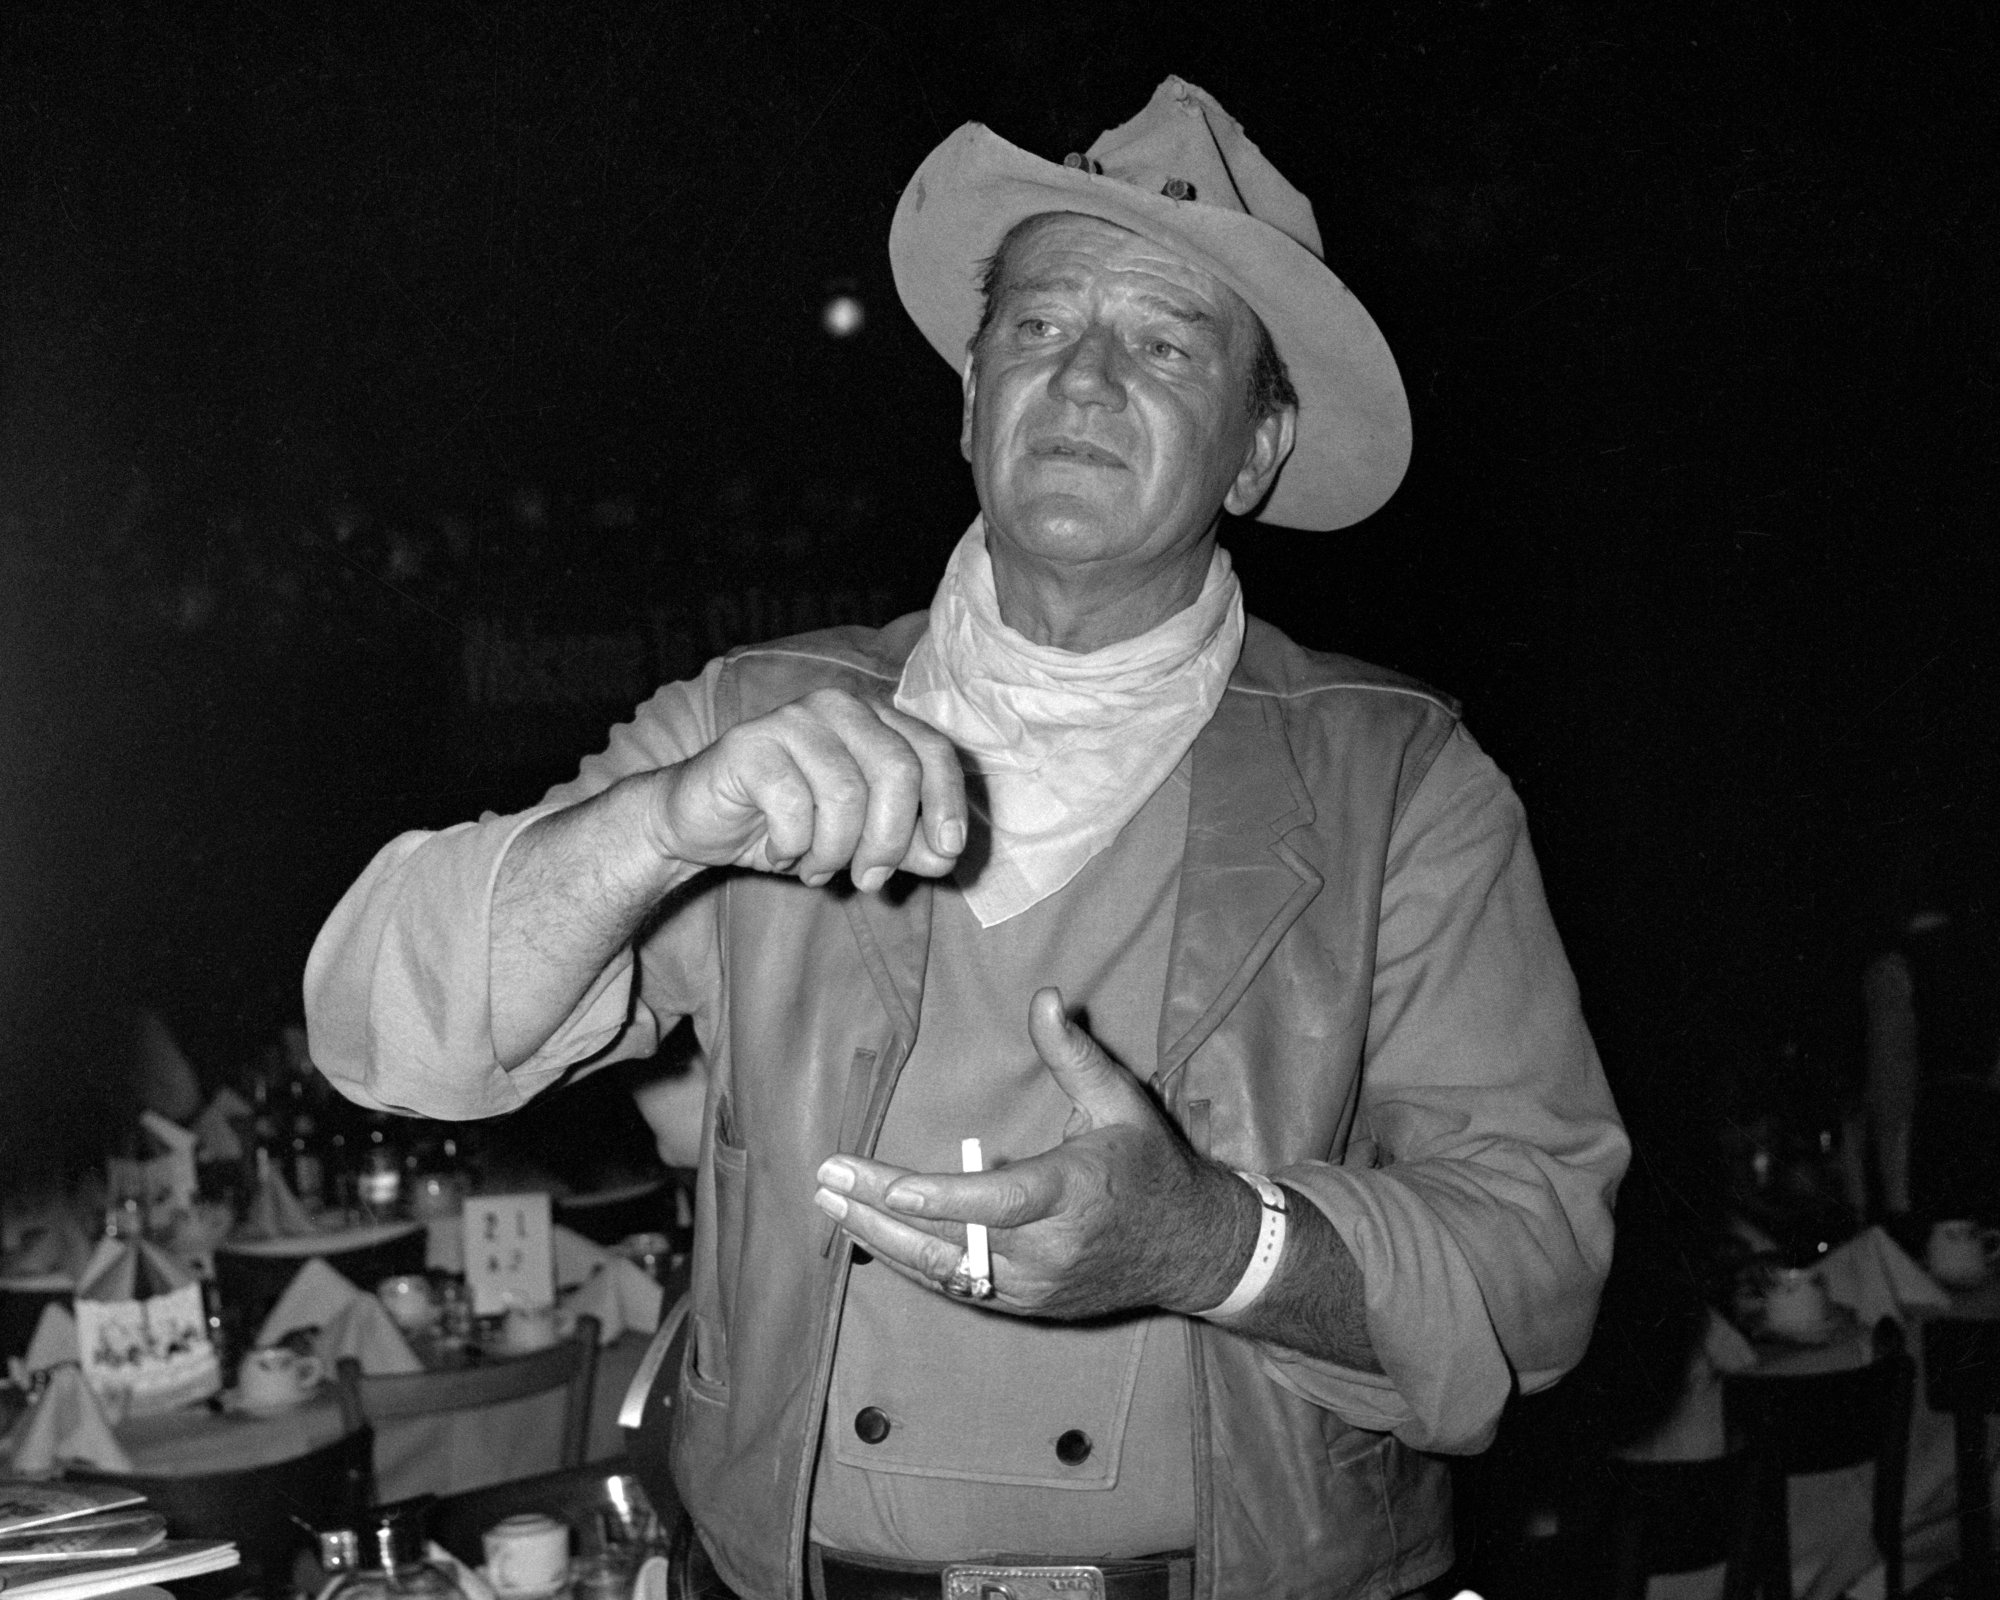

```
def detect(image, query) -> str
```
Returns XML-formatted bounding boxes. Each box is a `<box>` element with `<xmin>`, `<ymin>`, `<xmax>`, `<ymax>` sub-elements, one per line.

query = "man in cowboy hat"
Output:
<box><xmin>307</xmin><ymin>78</ymin><xmax>1625</xmax><ymax>1600</ymax></box>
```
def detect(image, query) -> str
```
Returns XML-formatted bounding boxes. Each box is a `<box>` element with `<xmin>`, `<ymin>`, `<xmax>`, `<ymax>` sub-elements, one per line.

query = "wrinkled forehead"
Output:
<box><xmin>991</xmin><ymin>211</ymin><xmax>1253</xmax><ymax>324</ymax></box>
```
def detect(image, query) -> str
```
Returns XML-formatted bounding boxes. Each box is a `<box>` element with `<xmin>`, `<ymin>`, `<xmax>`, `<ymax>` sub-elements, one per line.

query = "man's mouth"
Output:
<box><xmin>1028</xmin><ymin>437</ymin><xmax>1127</xmax><ymax>469</ymax></box>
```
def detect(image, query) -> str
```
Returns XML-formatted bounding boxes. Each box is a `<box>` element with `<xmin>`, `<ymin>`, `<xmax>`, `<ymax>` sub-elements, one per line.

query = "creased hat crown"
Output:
<box><xmin>1083</xmin><ymin>77</ymin><xmax>1325</xmax><ymax>259</ymax></box>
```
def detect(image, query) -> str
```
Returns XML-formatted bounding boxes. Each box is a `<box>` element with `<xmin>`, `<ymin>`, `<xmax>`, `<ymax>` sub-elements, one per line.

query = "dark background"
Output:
<box><xmin>3</xmin><ymin>1</ymin><xmax>1994</xmax><ymax>1212</ymax></box>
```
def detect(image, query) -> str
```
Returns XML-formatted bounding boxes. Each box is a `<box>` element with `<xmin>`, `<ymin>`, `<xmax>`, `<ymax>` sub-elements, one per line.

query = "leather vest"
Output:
<box><xmin>641</xmin><ymin>613</ymin><xmax>1462</xmax><ymax>1600</ymax></box>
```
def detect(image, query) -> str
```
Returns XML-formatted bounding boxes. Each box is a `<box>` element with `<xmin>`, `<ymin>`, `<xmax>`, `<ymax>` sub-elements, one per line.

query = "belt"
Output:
<box><xmin>812</xmin><ymin>1545</ymin><xmax>1195</xmax><ymax>1600</ymax></box>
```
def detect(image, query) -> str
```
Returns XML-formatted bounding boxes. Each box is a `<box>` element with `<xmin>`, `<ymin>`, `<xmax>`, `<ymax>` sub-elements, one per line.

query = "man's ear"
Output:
<box><xmin>959</xmin><ymin>351</ymin><xmax>979</xmax><ymax>463</ymax></box>
<box><xmin>1224</xmin><ymin>406</ymin><xmax>1297</xmax><ymax>517</ymax></box>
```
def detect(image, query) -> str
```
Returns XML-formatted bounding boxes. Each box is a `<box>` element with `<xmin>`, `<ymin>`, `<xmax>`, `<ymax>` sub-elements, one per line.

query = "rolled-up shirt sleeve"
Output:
<box><xmin>303</xmin><ymin>660</ymin><xmax>729</xmax><ymax>1120</ymax></box>
<box><xmin>1258</xmin><ymin>725</ymin><xmax>1628</xmax><ymax>1452</ymax></box>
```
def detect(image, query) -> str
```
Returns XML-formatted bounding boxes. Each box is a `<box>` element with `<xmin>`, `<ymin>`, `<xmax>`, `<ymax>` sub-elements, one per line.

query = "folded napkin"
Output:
<box><xmin>560</xmin><ymin>1258</ymin><xmax>663</xmax><ymax>1344</ymax></box>
<box><xmin>159</xmin><ymin>1201</ymin><xmax>236</xmax><ymax>1280</ymax></box>
<box><xmin>1819</xmin><ymin>1224</ymin><xmax>1952</xmax><ymax>1328</ymax></box>
<box><xmin>76</xmin><ymin>1236</ymin><xmax>196</xmax><ymax>1303</ymax></box>
<box><xmin>192</xmin><ymin>1088</ymin><xmax>251</xmax><ymax>1165</ymax></box>
<box><xmin>0</xmin><ymin>1212</ymin><xmax>96</xmax><ymax>1283</ymax></box>
<box><xmin>233</xmin><ymin>1164</ymin><xmax>318</xmax><ymax>1242</ymax></box>
<box><xmin>426</xmin><ymin>1219</ymin><xmax>604</xmax><ymax>1285</ymax></box>
<box><xmin>19</xmin><ymin>1303</ymin><xmax>80</xmax><ymax>1374</ymax></box>
<box><xmin>1</xmin><ymin>1363</ymin><xmax>134</xmax><ymax>1476</ymax></box>
<box><xmin>317</xmin><ymin>1295</ymin><xmax>425</xmax><ymax>1376</ymax></box>
<box><xmin>255</xmin><ymin>1259</ymin><xmax>422</xmax><ymax>1375</ymax></box>
<box><xmin>554</xmin><ymin>1225</ymin><xmax>610</xmax><ymax>1290</ymax></box>
<box><xmin>427</xmin><ymin>1542</ymin><xmax>496</xmax><ymax>1600</ymax></box>
<box><xmin>137</xmin><ymin>1011</ymin><xmax>203</xmax><ymax>1124</ymax></box>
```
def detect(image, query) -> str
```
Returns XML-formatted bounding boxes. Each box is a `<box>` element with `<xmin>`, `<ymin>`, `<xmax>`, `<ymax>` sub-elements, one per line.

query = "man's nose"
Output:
<box><xmin>1049</xmin><ymin>325</ymin><xmax>1127</xmax><ymax>409</ymax></box>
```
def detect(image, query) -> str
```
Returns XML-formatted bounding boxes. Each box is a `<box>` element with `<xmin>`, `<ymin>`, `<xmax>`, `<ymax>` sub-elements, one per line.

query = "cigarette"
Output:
<box><xmin>960</xmin><ymin>1137</ymin><xmax>990</xmax><ymax>1281</ymax></box>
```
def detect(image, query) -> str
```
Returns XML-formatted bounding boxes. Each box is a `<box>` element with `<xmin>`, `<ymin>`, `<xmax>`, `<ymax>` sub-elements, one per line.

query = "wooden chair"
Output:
<box><xmin>71</xmin><ymin>1422</ymin><xmax>374</xmax><ymax>1599</ymax></box>
<box><xmin>1910</xmin><ymin>1317</ymin><xmax>2000</xmax><ymax>1600</ymax></box>
<box><xmin>1723</xmin><ymin>1316</ymin><xmax>1915</xmax><ymax>1600</ymax></box>
<box><xmin>1601</xmin><ymin>1451</ymin><xmax>1760</xmax><ymax>1600</ymax></box>
<box><xmin>335</xmin><ymin>1314</ymin><xmax>601</xmax><ymax>1498</ymax></box>
<box><xmin>618</xmin><ymin>1291</ymin><xmax>690</xmax><ymax>1516</ymax></box>
<box><xmin>426</xmin><ymin>1456</ymin><xmax>669</xmax><ymax>1567</ymax></box>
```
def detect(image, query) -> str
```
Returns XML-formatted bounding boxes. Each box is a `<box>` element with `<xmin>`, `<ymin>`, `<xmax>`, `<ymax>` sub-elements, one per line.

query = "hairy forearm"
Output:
<box><xmin>1166</xmin><ymin>1163</ymin><xmax>1381</xmax><ymax>1372</ymax></box>
<box><xmin>489</xmin><ymin>770</ymin><xmax>692</xmax><ymax>1069</ymax></box>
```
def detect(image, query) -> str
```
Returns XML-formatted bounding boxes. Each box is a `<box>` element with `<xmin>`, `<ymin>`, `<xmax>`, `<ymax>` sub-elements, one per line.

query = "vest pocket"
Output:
<box><xmin>702</xmin><ymin>1100</ymin><xmax>749</xmax><ymax>1386</ymax></box>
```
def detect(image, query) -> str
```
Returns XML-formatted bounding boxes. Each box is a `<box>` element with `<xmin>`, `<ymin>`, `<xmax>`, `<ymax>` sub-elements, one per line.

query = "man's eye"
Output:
<box><xmin>1017</xmin><ymin>317</ymin><xmax>1060</xmax><ymax>339</ymax></box>
<box><xmin>1148</xmin><ymin>339</ymin><xmax>1188</xmax><ymax>361</ymax></box>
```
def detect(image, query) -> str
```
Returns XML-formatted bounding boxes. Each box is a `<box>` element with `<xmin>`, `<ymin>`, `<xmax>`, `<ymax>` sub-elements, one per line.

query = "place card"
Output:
<box><xmin>463</xmin><ymin>1193</ymin><xmax>555</xmax><ymax>1316</ymax></box>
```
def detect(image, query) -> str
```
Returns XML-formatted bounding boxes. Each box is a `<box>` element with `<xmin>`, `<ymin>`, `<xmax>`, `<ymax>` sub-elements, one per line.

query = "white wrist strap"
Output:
<box><xmin>1202</xmin><ymin>1171</ymin><xmax>1288</xmax><ymax>1321</ymax></box>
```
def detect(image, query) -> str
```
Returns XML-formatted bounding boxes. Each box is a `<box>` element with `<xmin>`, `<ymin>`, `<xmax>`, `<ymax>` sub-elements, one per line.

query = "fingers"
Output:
<box><xmin>815</xmin><ymin>1156</ymin><xmax>969</xmax><ymax>1289</ymax></box>
<box><xmin>875</xmin><ymin>705</ymin><xmax>968</xmax><ymax>876</ymax></box>
<box><xmin>817</xmin><ymin>1186</ymin><xmax>969</xmax><ymax>1284</ymax></box>
<box><xmin>670</xmin><ymin>691</ymin><xmax>967</xmax><ymax>888</ymax></box>
<box><xmin>1028</xmin><ymin>987</ymin><xmax>1153</xmax><ymax>1127</ymax></box>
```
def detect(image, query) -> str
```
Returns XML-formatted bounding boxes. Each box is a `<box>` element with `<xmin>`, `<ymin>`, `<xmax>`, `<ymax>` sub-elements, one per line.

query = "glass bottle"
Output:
<box><xmin>317</xmin><ymin>1507</ymin><xmax>467</xmax><ymax>1600</ymax></box>
<box><xmin>286</xmin><ymin>1075</ymin><xmax>325</xmax><ymax>1206</ymax></box>
<box><xmin>357</xmin><ymin>1113</ymin><xmax>403</xmax><ymax>1217</ymax></box>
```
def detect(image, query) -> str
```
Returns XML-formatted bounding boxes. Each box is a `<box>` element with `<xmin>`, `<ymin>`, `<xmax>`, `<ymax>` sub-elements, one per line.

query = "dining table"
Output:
<box><xmin>107</xmin><ymin>1327</ymin><xmax>655</xmax><ymax>1501</ymax></box>
<box><xmin>1624</xmin><ymin>1226</ymin><xmax>2000</xmax><ymax>1600</ymax></box>
<box><xmin>3</xmin><ymin>1167</ymin><xmax>681</xmax><ymax>1510</ymax></box>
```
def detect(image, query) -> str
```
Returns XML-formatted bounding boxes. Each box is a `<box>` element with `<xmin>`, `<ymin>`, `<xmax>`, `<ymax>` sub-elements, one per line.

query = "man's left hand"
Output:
<box><xmin>812</xmin><ymin>986</ymin><xmax>1256</xmax><ymax>1319</ymax></box>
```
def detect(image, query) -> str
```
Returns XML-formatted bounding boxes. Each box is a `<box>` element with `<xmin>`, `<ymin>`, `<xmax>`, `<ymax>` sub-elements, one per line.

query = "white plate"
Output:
<box><xmin>558</xmin><ymin>1178</ymin><xmax>666</xmax><ymax>1210</ymax></box>
<box><xmin>0</xmin><ymin>1272</ymin><xmax>76</xmax><ymax>1292</ymax></box>
<box><xmin>219</xmin><ymin>1219</ymin><xmax>425</xmax><ymax>1258</ymax></box>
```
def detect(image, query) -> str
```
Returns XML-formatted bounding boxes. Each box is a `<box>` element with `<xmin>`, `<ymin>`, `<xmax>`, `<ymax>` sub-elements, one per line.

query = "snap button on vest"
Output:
<box><xmin>1055</xmin><ymin>1428</ymin><xmax>1092</xmax><ymax>1465</ymax></box>
<box><xmin>854</xmin><ymin>1406</ymin><xmax>891</xmax><ymax>1445</ymax></box>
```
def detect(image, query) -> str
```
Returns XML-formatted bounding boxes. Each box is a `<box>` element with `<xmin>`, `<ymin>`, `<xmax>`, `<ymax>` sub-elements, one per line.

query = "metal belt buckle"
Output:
<box><xmin>942</xmin><ymin>1563</ymin><xmax>1106</xmax><ymax>1600</ymax></box>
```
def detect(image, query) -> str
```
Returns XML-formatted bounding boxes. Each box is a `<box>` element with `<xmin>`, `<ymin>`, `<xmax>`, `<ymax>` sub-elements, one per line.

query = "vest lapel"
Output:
<box><xmin>1157</xmin><ymin>686</ymin><xmax>1323</xmax><ymax>1083</ymax></box>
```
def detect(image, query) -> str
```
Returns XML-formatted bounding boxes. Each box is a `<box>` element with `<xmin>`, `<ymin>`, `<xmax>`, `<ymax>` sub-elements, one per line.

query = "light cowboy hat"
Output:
<box><xmin>890</xmin><ymin>75</ymin><xmax>1412</xmax><ymax>532</ymax></box>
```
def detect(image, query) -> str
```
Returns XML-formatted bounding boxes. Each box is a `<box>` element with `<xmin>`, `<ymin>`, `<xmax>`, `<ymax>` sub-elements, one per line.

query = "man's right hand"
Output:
<box><xmin>489</xmin><ymin>690</ymin><xmax>966</xmax><ymax>1071</ymax></box>
<box><xmin>646</xmin><ymin>689</ymin><xmax>966</xmax><ymax>891</ymax></box>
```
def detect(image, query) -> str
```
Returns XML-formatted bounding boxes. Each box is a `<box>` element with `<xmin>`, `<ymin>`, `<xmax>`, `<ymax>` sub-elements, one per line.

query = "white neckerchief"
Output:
<box><xmin>894</xmin><ymin>519</ymin><xmax>1244</xmax><ymax>927</ymax></box>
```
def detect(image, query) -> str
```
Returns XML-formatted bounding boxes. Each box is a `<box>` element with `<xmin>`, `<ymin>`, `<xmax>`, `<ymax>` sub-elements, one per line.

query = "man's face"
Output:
<box><xmin>961</xmin><ymin>214</ymin><xmax>1291</xmax><ymax>596</ymax></box>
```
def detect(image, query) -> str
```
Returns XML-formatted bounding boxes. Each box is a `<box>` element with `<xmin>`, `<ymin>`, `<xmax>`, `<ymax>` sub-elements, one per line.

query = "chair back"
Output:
<box><xmin>336</xmin><ymin>1313</ymin><xmax>601</xmax><ymax>1490</ymax></box>
<box><xmin>426</xmin><ymin>1457</ymin><xmax>666</xmax><ymax>1568</ymax></box>
<box><xmin>1604</xmin><ymin>1452</ymin><xmax>1759</xmax><ymax>1600</ymax></box>
<box><xmin>620</xmin><ymin>1292</ymin><xmax>690</xmax><ymax>1524</ymax></box>
<box><xmin>72</xmin><ymin>1423</ymin><xmax>374</xmax><ymax>1599</ymax></box>
<box><xmin>1921</xmin><ymin>1317</ymin><xmax>2000</xmax><ymax>1600</ymax></box>
<box><xmin>1722</xmin><ymin>1317</ymin><xmax>1915</xmax><ymax>1600</ymax></box>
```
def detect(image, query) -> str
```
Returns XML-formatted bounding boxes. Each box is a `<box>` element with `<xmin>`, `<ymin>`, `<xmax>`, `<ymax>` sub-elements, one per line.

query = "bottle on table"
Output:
<box><xmin>317</xmin><ymin>1506</ymin><xmax>467</xmax><ymax>1600</ymax></box>
<box><xmin>286</xmin><ymin>1074</ymin><xmax>326</xmax><ymax>1207</ymax></box>
<box><xmin>357</xmin><ymin>1112</ymin><xmax>403</xmax><ymax>1219</ymax></box>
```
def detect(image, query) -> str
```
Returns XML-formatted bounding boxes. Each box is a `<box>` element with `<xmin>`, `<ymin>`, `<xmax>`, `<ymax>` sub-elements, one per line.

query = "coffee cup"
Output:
<box><xmin>482</xmin><ymin>1512</ymin><xmax>569</xmax><ymax>1598</ymax></box>
<box><xmin>1762</xmin><ymin>1266</ymin><xmax>1831</xmax><ymax>1338</ymax></box>
<box><xmin>238</xmin><ymin>1344</ymin><xmax>325</xmax><ymax>1411</ymax></box>
<box><xmin>377</xmin><ymin>1273</ymin><xmax>441</xmax><ymax>1334</ymax></box>
<box><xmin>1926</xmin><ymin>1219</ymin><xmax>2000</xmax><ymax>1287</ymax></box>
<box><xmin>501</xmin><ymin>1302</ymin><xmax>560</xmax><ymax>1354</ymax></box>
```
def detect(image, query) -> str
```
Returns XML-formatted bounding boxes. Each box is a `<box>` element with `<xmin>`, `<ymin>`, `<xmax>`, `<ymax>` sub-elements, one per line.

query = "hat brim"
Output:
<box><xmin>890</xmin><ymin>122</ymin><xmax>1411</xmax><ymax>532</ymax></box>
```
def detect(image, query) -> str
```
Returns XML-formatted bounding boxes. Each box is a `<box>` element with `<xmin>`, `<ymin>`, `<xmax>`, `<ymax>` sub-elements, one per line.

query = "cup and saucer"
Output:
<box><xmin>481</xmin><ymin>1514</ymin><xmax>570</xmax><ymax>1600</ymax></box>
<box><xmin>1926</xmin><ymin>1219</ymin><xmax>2000</xmax><ymax>1289</ymax></box>
<box><xmin>224</xmin><ymin>1345</ymin><xmax>326</xmax><ymax>1414</ymax></box>
<box><xmin>1756</xmin><ymin>1267</ymin><xmax>1857</xmax><ymax>1346</ymax></box>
